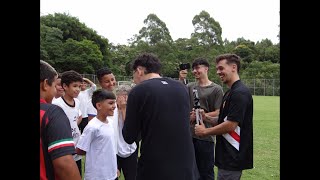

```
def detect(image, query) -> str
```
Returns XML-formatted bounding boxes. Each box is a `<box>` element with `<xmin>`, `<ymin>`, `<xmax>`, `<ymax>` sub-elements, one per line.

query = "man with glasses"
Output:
<box><xmin>187</xmin><ymin>58</ymin><xmax>224</xmax><ymax>180</ymax></box>
<box><xmin>123</xmin><ymin>53</ymin><xmax>200</xmax><ymax>180</ymax></box>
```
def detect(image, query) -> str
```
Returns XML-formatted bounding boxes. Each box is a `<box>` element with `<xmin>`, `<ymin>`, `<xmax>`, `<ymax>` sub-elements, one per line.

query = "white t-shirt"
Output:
<box><xmin>77</xmin><ymin>84</ymin><xmax>96</xmax><ymax>118</ymax></box>
<box><xmin>117</xmin><ymin>112</ymin><xmax>137</xmax><ymax>158</ymax></box>
<box><xmin>76</xmin><ymin>117</ymin><xmax>117</xmax><ymax>180</ymax></box>
<box><xmin>51</xmin><ymin>97</ymin><xmax>58</xmax><ymax>104</ymax></box>
<box><xmin>87</xmin><ymin>97</ymin><xmax>96</xmax><ymax>118</ymax></box>
<box><xmin>52</xmin><ymin>97</ymin><xmax>82</xmax><ymax>161</ymax></box>
<box><xmin>87</xmin><ymin>101</ymin><xmax>119</xmax><ymax>154</ymax></box>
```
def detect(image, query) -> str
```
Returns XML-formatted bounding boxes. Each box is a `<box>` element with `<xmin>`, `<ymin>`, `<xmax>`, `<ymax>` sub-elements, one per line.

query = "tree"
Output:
<box><xmin>233</xmin><ymin>44</ymin><xmax>254</xmax><ymax>63</ymax></box>
<box><xmin>264</xmin><ymin>45</ymin><xmax>280</xmax><ymax>63</ymax></box>
<box><xmin>255</xmin><ymin>39</ymin><xmax>279</xmax><ymax>63</ymax></box>
<box><xmin>41</xmin><ymin>13</ymin><xmax>92</xmax><ymax>41</ymax></box>
<box><xmin>135</xmin><ymin>14</ymin><xmax>173</xmax><ymax>46</ymax></box>
<box><xmin>55</xmin><ymin>39</ymin><xmax>103</xmax><ymax>73</ymax></box>
<box><xmin>40</xmin><ymin>24</ymin><xmax>64</xmax><ymax>66</ymax></box>
<box><xmin>191</xmin><ymin>10</ymin><xmax>223</xmax><ymax>47</ymax></box>
<box><xmin>41</xmin><ymin>13</ymin><xmax>111</xmax><ymax>67</ymax></box>
<box><xmin>241</xmin><ymin>61</ymin><xmax>280</xmax><ymax>79</ymax></box>
<box><xmin>222</xmin><ymin>38</ymin><xmax>236</xmax><ymax>54</ymax></box>
<box><xmin>109</xmin><ymin>44</ymin><xmax>139</xmax><ymax>76</ymax></box>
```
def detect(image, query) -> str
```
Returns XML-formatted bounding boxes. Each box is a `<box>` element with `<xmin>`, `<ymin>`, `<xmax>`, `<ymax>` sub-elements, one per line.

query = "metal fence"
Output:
<box><xmin>240</xmin><ymin>79</ymin><xmax>280</xmax><ymax>96</ymax></box>
<box><xmin>81</xmin><ymin>74</ymin><xmax>280</xmax><ymax>96</ymax></box>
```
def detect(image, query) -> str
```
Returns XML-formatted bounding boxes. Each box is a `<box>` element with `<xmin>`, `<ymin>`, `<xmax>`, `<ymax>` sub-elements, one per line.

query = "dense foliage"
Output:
<box><xmin>40</xmin><ymin>12</ymin><xmax>279</xmax><ymax>80</ymax></box>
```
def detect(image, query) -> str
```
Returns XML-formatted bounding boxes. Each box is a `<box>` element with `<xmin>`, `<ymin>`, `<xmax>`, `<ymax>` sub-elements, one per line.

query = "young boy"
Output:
<box><xmin>40</xmin><ymin>60</ymin><xmax>81</xmax><ymax>180</ymax></box>
<box><xmin>77</xmin><ymin>77</ymin><xmax>96</xmax><ymax>133</ymax></box>
<box><xmin>87</xmin><ymin>67</ymin><xmax>117</xmax><ymax>121</ymax></box>
<box><xmin>76</xmin><ymin>89</ymin><xmax>119</xmax><ymax>180</ymax></box>
<box><xmin>52</xmin><ymin>70</ymin><xmax>83</xmax><ymax>176</ymax></box>
<box><xmin>52</xmin><ymin>74</ymin><xmax>64</xmax><ymax>103</ymax></box>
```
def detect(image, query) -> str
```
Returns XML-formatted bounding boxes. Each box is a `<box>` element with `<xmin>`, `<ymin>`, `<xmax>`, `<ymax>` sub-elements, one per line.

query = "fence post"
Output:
<box><xmin>273</xmin><ymin>79</ymin><xmax>275</xmax><ymax>96</ymax></box>
<box><xmin>253</xmin><ymin>79</ymin><xmax>255</xmax><ymax>96</ymax></box>
<box><xmin>264</xmin><ymin>79</ymin><xmax>266</xmax><ymax>96</ymax></box>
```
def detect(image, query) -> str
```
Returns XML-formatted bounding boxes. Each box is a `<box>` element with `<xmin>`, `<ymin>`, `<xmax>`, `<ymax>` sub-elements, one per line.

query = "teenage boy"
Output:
<box><xmin>40</xmin><ymin>60</ymin><xmax>81</xmax><ymax>180</ymax></box>
<box><xmin>187</xmin><ymin>58</ymin><xmax>224</xmax><ymax>180</ymax></box>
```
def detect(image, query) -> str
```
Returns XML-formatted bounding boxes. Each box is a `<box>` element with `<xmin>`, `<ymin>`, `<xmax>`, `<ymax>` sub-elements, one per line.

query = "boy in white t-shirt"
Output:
<box><xmin>52</xmin><ymin>70</ymin><xmax>83</xmax><ymax>176</ymax></box>
<box><xmin>77</xmin><ymin>77</ymin><xmax>96</xmax><ymax>133</ymax></box>
<box><xmin>76</xmin><ymin>89</ymin><xmax>119</xmax><ymax>180</ymax></box>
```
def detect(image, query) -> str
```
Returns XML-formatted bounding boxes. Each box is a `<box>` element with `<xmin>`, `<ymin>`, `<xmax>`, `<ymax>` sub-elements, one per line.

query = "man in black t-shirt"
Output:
<box><xmin>195</xmin><ymin>54</ymin><xmax>253</xmax><ymax>180</ymax></box>
<box><xmin>122</xmin><ymin>53</ymin><xmax>200</xmax><ymax>180</ymax></box>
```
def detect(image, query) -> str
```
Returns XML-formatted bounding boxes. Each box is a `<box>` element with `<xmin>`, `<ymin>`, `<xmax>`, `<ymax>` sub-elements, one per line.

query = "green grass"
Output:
<box><xmin>84</xmin><ymin>95</ymin><xmax>280</xmax><ymax>180</ymax></box>
<box><xmin>240</xmin><ymin>95</ymin><xmax>280</xmax><ymax>180</ymax></box>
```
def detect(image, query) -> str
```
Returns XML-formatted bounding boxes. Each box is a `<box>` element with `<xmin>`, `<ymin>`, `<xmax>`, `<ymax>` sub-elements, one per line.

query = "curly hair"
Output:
<box><xmin>132</xmin><ymin>53</ymin><xmax>161</xmax><ymax>74</ymax></box>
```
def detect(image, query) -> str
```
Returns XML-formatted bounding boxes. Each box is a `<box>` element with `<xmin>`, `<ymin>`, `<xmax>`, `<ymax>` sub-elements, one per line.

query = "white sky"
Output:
<box><xmin>40</xmin><ymin>0</ymin><xmax>279</xmax><ymax>45</ymax></box>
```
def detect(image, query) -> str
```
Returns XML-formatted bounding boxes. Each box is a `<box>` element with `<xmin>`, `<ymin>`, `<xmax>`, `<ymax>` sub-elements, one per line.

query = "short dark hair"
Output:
<box><xmin>96</xmin><ymin>67</ymin><xmax>113</xmax><ymax>83</ymax></box>
<box><xmin>215</xmin><ymin>54</ymin><xmax>241</xmax><ymax>73</ymax></box>
<box><xmin>57</xmin><ymin>73</ymin><xmax>62</xmax><ymax>79</ymax></box>
<box><xmin>91</xmin><ymin>89</ymin><xmax>116</xmax><ymax>109</ymax></box>
<box><xmin>192</xmin><ymin>58</ymin><xmax>210</xmax><ymax>69</ymax></box>
<box><xmin>40</xmin><ymin>60</ymin><xmax>57</xmax><ymax>86</ymax></box>
<box><xmin>61</xmin><ymin>70</ymin><xmax>83</xmax><ymax>86</ymax></box>
<box><xmin>132</xmin><ymin>53</ymin><xmax>161</xmax><ymax>74</ymax></box>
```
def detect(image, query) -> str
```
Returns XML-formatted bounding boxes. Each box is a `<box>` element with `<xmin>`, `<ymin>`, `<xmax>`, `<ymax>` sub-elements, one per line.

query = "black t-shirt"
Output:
<box><xmin>123</xmin><ymin>77</ymin><xmax>199</xmax><ymax>180</ymax></box>
<box><xmin>215</xmin><ymin>80</ymin><xmax>254</xmax><ymax>171</ymax></box>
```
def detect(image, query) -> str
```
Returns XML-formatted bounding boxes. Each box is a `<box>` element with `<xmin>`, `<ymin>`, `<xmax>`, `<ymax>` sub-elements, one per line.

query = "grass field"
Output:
<box><xmin>236</xmin><ymin>95</ymin><xmax>280</xmax><ymax>180</ymax></box>
<box><xmin>84</xmin><ymin>95</ymin><xmax>280</xmax><ymax>180</ymax></box>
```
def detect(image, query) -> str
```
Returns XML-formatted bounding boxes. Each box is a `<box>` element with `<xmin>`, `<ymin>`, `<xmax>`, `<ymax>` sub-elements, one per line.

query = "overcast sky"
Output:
<box><xmin>40</xmin><ymin>0</ymin><xmax>280</xmax><ymax>45</ymax></box>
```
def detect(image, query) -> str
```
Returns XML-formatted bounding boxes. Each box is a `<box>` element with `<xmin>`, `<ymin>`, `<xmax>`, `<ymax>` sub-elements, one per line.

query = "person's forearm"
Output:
<box><xmin>204</xmin><ymin>121</ymin><xmax>238</xmax><ymax>136</ymax></box>
<box><xmin>204</xmin><ymin>115</ymin><xmax>218</xmax><ymax>126</ymax></box>
<box><xmin>206</xmin><ymin>110</ymin><xmax>219</xmax><ymax>118</ymax></box>
<box><xmin>119</xmin><ymin>109</ymin><xmax>126</xmax><ymax>121</ymax></box>
<box><xmin>53</xmin><ymin>155</ymin><xmax>81</xmax><ymax>180</ymax></box>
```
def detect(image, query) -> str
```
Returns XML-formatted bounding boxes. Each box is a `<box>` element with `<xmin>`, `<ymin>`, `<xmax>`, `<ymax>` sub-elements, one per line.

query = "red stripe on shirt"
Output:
<box><xmin>48</xmin><ymin>143</ymin><xmax>75</xmax><ymax>153</ymax></box>
<box><xmin>229</xmin><ymin>131</ymin><xmax>240</xmax><ymax>143</ymax></box>
<box><xmin>40</xmin><ymin>139</ymin><xmax>48</xmax><ymax>180</ymax></box>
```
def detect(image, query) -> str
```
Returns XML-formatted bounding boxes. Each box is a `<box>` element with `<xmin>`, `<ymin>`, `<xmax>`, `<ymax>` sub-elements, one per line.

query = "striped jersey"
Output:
<box><xmin>40</xmin><ymin>99</ymin><xmax>76</xmax><ymax>180</ymax></box>
<box><xmin>215</xmin><ymin>80</ymin><xmax>253</xmax><ymax>171</ymax></box>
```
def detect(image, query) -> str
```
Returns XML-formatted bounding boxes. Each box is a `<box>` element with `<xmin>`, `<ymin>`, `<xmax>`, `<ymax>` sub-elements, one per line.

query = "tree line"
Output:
<box><xmin>40</xmin><ymin>11</ymin><xmax>280</xmax><ymax>82</ymax></box>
